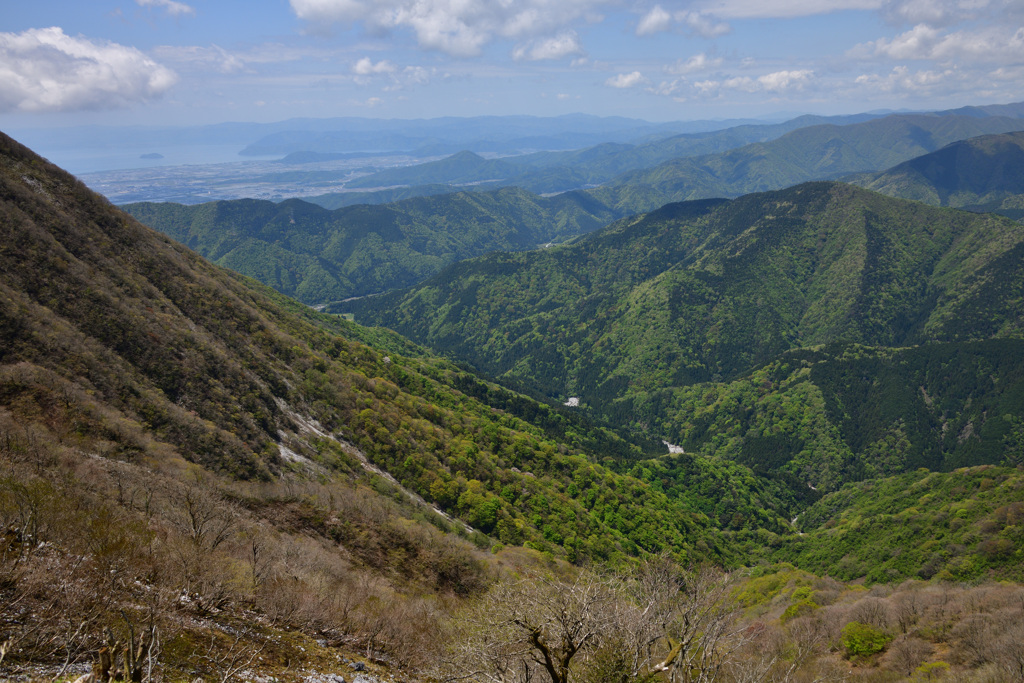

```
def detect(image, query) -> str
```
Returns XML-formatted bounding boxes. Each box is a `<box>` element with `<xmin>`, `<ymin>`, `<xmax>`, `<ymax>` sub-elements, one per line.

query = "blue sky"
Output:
<box><xmin>2</xmin><ymin>0</ymin><xmax>1023</xmax><ymax>128</ymax></box>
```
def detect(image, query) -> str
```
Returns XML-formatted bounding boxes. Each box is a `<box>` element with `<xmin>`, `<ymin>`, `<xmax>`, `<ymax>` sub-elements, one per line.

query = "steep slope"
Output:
<box><xmin>853</xmin><ymin>131</ymin><xmax>1024</xmax><ymax>219</ymax></box>
<box><xmin>4</xmin><ymin>130</ymin><xmax>820</xmax><ymax>570</ymax></box>
<box><xmin>595</xmin><ymin>113</ymin><xmax>1024</xmax><ymax>214</ymax></box>
<box><xmin>336</xmin><ymin>183</ymin><xmax>1024</xmax><ymax>488</ymax></box>
<box><xmin>123</xmin><ymin>186</ymin><xmax>620</xmax><ymax>305</ymax></box>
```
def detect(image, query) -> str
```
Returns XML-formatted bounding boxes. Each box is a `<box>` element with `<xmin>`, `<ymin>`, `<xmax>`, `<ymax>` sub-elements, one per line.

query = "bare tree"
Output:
<box><xmin>653</xmin><ymin>566</ymin><xmax>747</xmax><ymax>683</ymax></box>
<box><xmin>440</xmin><ymin>569</ymin><xmax>618</xmax><ymax>683</ymax></box>
<box><xmin>439</xmin><ymin>559</ymin><xmax>750</xmax><ymax>683</ymax></box>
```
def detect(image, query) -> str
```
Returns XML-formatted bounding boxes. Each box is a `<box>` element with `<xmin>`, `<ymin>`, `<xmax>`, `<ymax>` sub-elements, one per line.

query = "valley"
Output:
<box><xmin>3</xmin><ymin>98</ymin><xmax>1024</xmax><ymax>683</ymax></box>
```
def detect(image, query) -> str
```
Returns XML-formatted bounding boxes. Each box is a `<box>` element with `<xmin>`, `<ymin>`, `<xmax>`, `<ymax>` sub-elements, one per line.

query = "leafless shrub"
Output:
<box><xmin>952</xmin><ymin>614</ymin><xmax>995</xmax><ymax>666</ymax></box>
<box><xmin>991</xmin><ymin>620</ymin><xmax>1024</xmax><ymax>682</ymax></box>
<box><xmin>850</xmin><ymin>597</ymin><xmax>891</xmax><ymax>630</ymax></box>
<box><xmin>882</xmin><ymin>635</ymin><xmax>932</xmax><ymax>675</ymax></box>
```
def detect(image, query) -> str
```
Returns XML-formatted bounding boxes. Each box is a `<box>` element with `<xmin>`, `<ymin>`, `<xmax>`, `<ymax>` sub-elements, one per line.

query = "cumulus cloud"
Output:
<box><xmin>854</xmin><ymin>24</ymin><xmax>1024</xmax><ymax>63</ymax></box>
<box><xmin>636</xmin><ymin>5</ymin><xmax>674</xmax><ymax>35</ymax></box>
<box><xmin>636</xmin><ymin>5</ymin><xmax>730</xmax><ymax>37</ymax></box>
<box><xmin>665</xmin><ymin>52</ymin><xmax>723</xmax><ymax>75</ymax></box>
<box><xmin>350</xmin><ymin>57</ymin><xmax>435</xmax><ymax>89</ymax></box>
<box><xmin>353</xmin><ymin>56</ymin><xmax>397</xmax><ymax>75</ymax></box>
<box><xmin>854</xmin><ymin>64</ymin><xmax>959</xmax><ymax>94</ymax></box>
<box><xmin>512</xmin><ymin>31</ymin><xmax>584</xmax><ymax>60</ymax></box>
<box><xmin>755</xmin><ymin>69</ymin><xmax>814</xmax><ymax>91</ymax></box>
<box><xmin>289</xmin><ymin>0</ymin><xmax>612</xmax><ymax>57</ymax></box>
<box><xmin>136</xmin><ymin>0</ymin><xmax>196</xmax><ymax>17</ymax></box>
<box><xmin>695</xmin><ymin>69</ymin><xmax>814</xmax><ymax>95</ymax></box>
<box><xmin>605</xmin><ymin>71</ymin><xmax>646</xmax><ymax>88</ymax></box>
<box><xmin>649</xmin><ymin>77</ymin><xmax>685</xmax><ymax>97</ymax></box>
<box><xmin>0</xmin><ymin>27</ymin><xmax>177</xmax><ymax>113</ymax></box>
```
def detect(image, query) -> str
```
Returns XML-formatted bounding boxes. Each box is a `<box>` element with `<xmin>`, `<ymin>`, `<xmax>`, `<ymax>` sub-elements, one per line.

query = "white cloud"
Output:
<box><xmin>678</xmin><ymin>11</ymin><xmax>731</xmax><ymax>37</ymax></box>
<box><xmin>636</xmin><ymin>6</ymin><xmax>730</xmax><ymax>37</ymax></box>
<box><xmin>289</xmin><ymin>0</ymin><xmax>613</xmax><ymax>57</ymax></box>
<box><xmin>605</xmin><ymin>71</ymin><xmax>646</xmax><ymax>88</ymax></box>
<box><xmin>353</xmin><ymin>57</ymin><xmax>397</xmax><ymax>75</ymax></box>
<box><xmin>136</xmin><ymin>0</ymin><xmax>196</xmax><ymax>17</ymax></box>
<box><xmin>636</xmin><ymin>5</ymin><xmax>673</xmax><ymax>35</ymax></box>
<box><xmin>855</xmin><ymin>24</ymin><xmax>1024</xmax><ymax>63</ymax></box>
<box><xmin>755</xmin><ymin>69</ymin><xmax>814</xmax><ymax>91</ymax></box>
<box><xmin>854</xmin><ymin>64</ymin><xmax>959</xmax><ymax>94</ymax></box>
<box><xmin>665</xmin><ymin>52</ymin><xmax>723</xmax><ymax>75</ymax></box>
<box><xmin>688</xmin><ymin>69</ymin><xmax>813</xmax><ymax>95</ymax></box>
<box><xmin>350</xmin><ymin>57</ymin><xmax>435</xmax><ymax>89</ymax></box>
<box><xmin>0</xmin><ymin>27</ymin><xmax>177</xmax><ymax>113</ymax></box>
<box><xmin>512</xmin><ymin>31</ymin><xmax>584</xmax><ymax>60</ymax></box>
<box><xmin>650</xmin><ymin>77</ymin><xmax>684</xmax><ymax>96</ymax></box>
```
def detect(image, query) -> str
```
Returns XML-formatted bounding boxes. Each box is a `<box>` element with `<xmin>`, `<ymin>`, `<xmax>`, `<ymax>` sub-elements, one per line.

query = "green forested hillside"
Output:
<box><xmin>853</xmin><ymin>131</ymin><xmax>1024</xmax><ymax>219</ymax></box>
<box><xmin>594</xmin><ymin>114</ymin><xmax>1024</xmax><ymax>214</ymax></box>
<box><xmin>336</xmin><ymin>183</ymin><xmax>1024</xmax><ymax>492</ymax></box>
<box><xmin>779</xmin><ymin>465</ymin><xmax>1024</xmax><ymax>583</ymax></box>
<box><xmin>123</xmin><ymin>186</ymin><xmax>621</xmax><ymax>304</ymax></box>
<box><xmin>613</xmin><ymin>340</ymin><xmax>1024</xmax><ymax>490</ymax></box>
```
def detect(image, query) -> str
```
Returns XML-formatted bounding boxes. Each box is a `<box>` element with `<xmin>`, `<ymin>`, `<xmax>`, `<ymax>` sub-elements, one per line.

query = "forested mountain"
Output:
<box><xmin>594</xmin><ymin>112</ymin><xmax>1024</xmax><ymax>214</ymax></box>
<box><xmin>852</xmin><ymin>131</ymin><xmax>1024</xmax><ymax>220</ymax></box>
<box><xmin>123</xmin><ymin>186</ymin><xmax>621</xmax><ymax>304</ymax></box>
<box><xmin>336</xmin><ymin>183</ymin><xmax>1024</xmax><ymax>492</ymax></box>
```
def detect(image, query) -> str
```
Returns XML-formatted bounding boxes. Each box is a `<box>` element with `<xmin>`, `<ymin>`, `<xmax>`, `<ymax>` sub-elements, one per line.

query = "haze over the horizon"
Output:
<box><xmin>1</xmin><ymin>0</ymin><xmax>1022</xmax><ymax>131</ymax></box>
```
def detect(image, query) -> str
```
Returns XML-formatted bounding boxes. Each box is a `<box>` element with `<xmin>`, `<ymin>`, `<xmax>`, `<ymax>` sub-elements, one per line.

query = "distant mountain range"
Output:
<box><xmin>123</xmin><ymin>187</ymin><xmax>621</xmax><ymax>305</ymax></box>
<box><xmin>305</xmin><ymin>105</ymin><xmax>1024</xmax><ymax>213</ymax></box>
<box><xmin>236</xmin><ymin>113</ymin><xmax>771</xmax><ymax>157</ymax></box>
<box><xmin>125</xmin><ymin>109</ymin><xmax>1024</xmax><ymax>311</ymax></box>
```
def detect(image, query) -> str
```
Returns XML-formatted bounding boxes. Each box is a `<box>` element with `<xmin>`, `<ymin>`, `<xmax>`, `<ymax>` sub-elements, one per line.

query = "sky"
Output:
<box><xmin>1</xmin><ymin>0</ymin><xmax>1023</xmax><ymax>129</ymax></box>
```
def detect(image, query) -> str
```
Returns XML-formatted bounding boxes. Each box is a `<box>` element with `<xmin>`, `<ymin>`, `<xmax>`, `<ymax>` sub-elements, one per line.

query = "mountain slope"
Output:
<box><xmin>595</xmin><ymin>113</ymin><xmax>1024</xmax><ymax>214</ymax></box>
<box><xmin>335</xmin><ymin>183</ymin><xmax>1024</xmax><ymax>489</ymax></box>
<box><xmin>853</xmin><ymin>131</ymin><xmax>1024</xmax><ymax>219</ymax></box>
<box><xmin>123</xmin><ymin>186</ymin><xmax>620</xmax><ymax>305</ymax></box>
<box><xmin>339</xmin><ymin>182</ymin><xmax>1024</xmax><ymax>392</ymax></box>
<box><xmin>4</xmin><ymin>130</ymin><xmax>820</xmax><ymax>570</ymax></box>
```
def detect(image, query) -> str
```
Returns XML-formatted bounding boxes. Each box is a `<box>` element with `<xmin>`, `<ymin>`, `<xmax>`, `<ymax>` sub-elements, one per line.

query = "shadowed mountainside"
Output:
<box><xmin>852</xmin><ymin>131</ymin><xmax>1024</xmax><ymax>220</ymax></box>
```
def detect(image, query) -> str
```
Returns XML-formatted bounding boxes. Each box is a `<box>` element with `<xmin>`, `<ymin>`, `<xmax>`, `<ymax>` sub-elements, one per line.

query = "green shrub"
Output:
<box><xmin>781</xmin><ymin>599</ymin><xmax>818</xmax><ymax>623</ymax></box>
<box><xmin>841</xmin><ymin>621</ymin><xmax>891</xmax><ymax>658</ymax></box>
